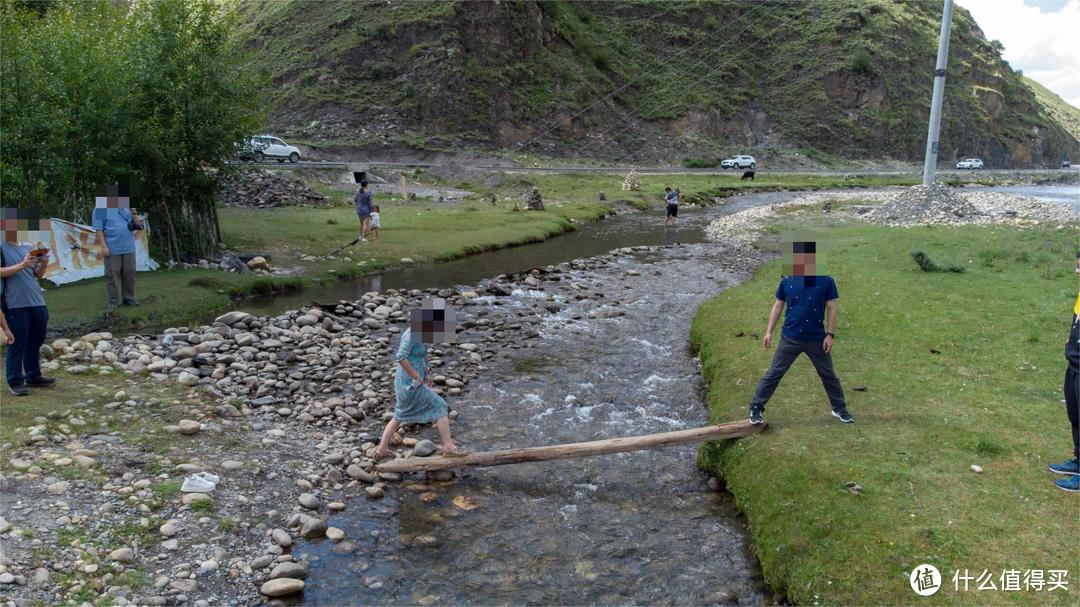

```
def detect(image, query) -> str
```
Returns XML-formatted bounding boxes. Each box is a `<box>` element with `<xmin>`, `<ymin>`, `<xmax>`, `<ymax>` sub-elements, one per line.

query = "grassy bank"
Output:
<box><xmin>692</xmin><ymin>222</ymin><xmax>1079</xmax><ymax>605</ymax></box>
<box><xmin>42</xmin><ymin>199</ymin><xmax>610</xmax><ymax>335</ymax></box>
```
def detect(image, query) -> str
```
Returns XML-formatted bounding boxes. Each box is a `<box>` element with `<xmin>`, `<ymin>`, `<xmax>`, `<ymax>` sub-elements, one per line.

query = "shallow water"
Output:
<box><xmin>299</xmin><ymin>241</ymin><xmax>771</xmax><ymax>605</ymax></box>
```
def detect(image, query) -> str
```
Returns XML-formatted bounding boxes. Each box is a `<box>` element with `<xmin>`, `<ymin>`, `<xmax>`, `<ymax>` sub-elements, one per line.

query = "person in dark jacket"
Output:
<box><xmin>1</xmin><ymin>213</ymin><xmax>54</xmax><ymax>396</ymax></box>
<box><xmin>1047</xmin><ymin>251</ymin><xmax>1080</xmax><ymax>492</ymax></box>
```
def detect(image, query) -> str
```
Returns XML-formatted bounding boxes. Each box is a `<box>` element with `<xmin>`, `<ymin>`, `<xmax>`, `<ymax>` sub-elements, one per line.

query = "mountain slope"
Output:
<box><xmin>230</xmin><ymin>0</ymin><xmax>1078</xmax><ymax>167</ymax></box>
<box><xmin>1024</xmin><ymin>76</ymin><xmax>1080</xmax><ymax>144</ymax></box>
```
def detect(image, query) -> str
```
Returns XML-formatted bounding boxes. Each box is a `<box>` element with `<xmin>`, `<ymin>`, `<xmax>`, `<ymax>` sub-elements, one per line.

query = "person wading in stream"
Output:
<box><xmin>374</xmin><ymin>297</ymin><xmax>468</xmax><ymax>460</ymax></box>
<box><xmin>748</xmin><ymin>237</ymin><xmax>854</xmax><ymax>425</ymax></box>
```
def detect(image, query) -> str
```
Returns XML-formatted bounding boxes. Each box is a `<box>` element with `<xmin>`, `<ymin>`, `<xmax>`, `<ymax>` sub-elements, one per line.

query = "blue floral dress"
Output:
<box><xmin>392</xmin><ymin>328</ymin><xmax>448</xmax><ymax>424</ymax></box>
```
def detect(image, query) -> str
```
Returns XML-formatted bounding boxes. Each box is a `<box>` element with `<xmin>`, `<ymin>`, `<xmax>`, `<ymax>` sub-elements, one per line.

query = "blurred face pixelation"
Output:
<box><xmin>781</xmin><ymin>232</ymin><xmax>827</xmax><ymax>276</ymax></box>
<box><xmin>410</xmin><ymin>297</ymin><xmax>456</xmax><ymax>344</ymax></box>
<box><xmin>95</xmin><ymin>183</ymin><xmax>131</xmax><ymax>210</ymax></box>
<box><xmin>1</xmin><ymin>208</ymin><xmax>51</xmax><ymax>245</ymax></box>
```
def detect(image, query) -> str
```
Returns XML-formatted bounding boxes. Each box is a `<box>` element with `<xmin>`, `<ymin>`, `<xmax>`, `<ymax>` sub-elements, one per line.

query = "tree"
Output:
<box><xmin>0</xmin><ymin>0</ymin><xmax>264</xmax><ymax>260</ymax></box>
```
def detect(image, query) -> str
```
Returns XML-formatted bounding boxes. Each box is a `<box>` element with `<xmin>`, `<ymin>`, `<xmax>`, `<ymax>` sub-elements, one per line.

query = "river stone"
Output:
<box><xmin>346</xmin><ymin>464</ymin><xmax>375</xmax><ymax>482</ymax></box>
<box><xmin>299</xmin><ymin>515</ymin><xmax>327</xmax><ymax>539</ymax></box>
<box><xmin>177</xmin><ymin>371</ymin><xmax>200</xmax><ymax>386</ymax></box>
<box><xmin>182</xmin><ymin>493</ymin><xmax>212</xmax><ymax>505</ymax></box>
<box><xmin>108</xmin><ymin>547</ymin><xmax>135</xmax><ymax>563</ymax></box>
<box><xmin>268</xmin><ymin>561</ymin><xmax>308</xmax><ymax>580</ymax></box>
<box><xmin>250</xmin><ymin>555</ymin><xmax>275</xmax><ymax>569</ymax></box>
<box><xmin>159</xmin><ymin>522</ymin><xmax>178</xmax><ymax>537</ymax></box>
<box><xmin>260</xmin><ymin>578</ymin><xmax>304</xmax><ymax>597</ymax></box>
<box><xmin>271</xmin><ymin>528</ymin><xmax>292</xmax><ymax>547</ymax></box>
<box><xmin>222</xmin><ymin>459</ymin><xmax>244</xmax><ymax>471</ymax></box>
<box><xmin>298</xmin><ymin>493</ymin><xmax>320</xmax><ymax>510</ymax></box>
<box><xmin>365</xmin><ymin>486</ymin><xmax>384</xmax><ymax>499</ymax></box>
<box><xmin>296</xmin><ymin>315</ymin><xmax>318</xmax><ymax>327</ymax></box>
<box><xmin>46</xmin><ymin>481</ymin><xmax>69</xmax><ymax>495</ymax></box>
<box><xmin>214</xmin><ymin>311</ymin><xmax>250</xmax><ymax>326</ymax></box>
<box><xmin>177</xmin><ymin>420</ymin><xmax>201</xmax><ymax>435</ymax></box>
<box><xmin>325</xmin><ymin>527</ymin><xmax>346</xmax><ymax>541</ymax></box>
<box><xmin>328</xmin><ymin>501</ymin><xmax>346</xmax><ymax>512</ymax></box>
<box><xmin>412</xmin><ymin>440</ymin><xmax>438</xmax><ymax>457</ymax></box>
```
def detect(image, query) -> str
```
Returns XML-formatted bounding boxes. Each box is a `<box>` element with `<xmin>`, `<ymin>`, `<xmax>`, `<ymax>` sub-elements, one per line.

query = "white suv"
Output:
<box><xmin>956</xmin><ymin>158</ymin><xmax>983</xmax><ymax>169</ymax></box>
<box><xmin>722</xmin><ymin>155</ymin><xmax>756</xmax><ymax>169</ymax></box>
<box><xmin>240</xmin><ymin>135</ymin><xmax>301</xmax><ymax>163</ymax></box>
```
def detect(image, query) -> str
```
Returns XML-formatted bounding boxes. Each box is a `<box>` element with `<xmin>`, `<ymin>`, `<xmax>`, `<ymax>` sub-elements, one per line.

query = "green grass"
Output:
<box><xmin>692</xmin><ymin>222</ymin><xmax>1079</xmax><ymax>604</ymax></box>
<box><xmin>37</xmin><ymin>198</ymin><xmax>610</xmax><ymax>335</ymax></box>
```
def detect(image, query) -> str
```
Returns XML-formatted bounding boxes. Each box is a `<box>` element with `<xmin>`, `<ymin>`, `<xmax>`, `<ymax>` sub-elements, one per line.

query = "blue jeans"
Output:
<box><xmin>750</xmin><ymin>336</ymin><xmax>846</xmax><ymax>410</ymax></box>
<box><xmin>4</xmin><ymin>305</ymin><xmax>48</xmax><ymax>386</ymax></box>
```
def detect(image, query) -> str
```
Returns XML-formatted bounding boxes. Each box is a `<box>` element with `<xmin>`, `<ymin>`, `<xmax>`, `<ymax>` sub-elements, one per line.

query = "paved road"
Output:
<box><xmin>226</xmin><ymin>159</ymin><xmax>1079</xmax><ymax>177</ymax></box>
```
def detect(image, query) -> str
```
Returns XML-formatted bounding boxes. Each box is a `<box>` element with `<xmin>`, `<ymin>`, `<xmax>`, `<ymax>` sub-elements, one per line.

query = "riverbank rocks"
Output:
<box><xmin>622</xmin><ymin>169</ymin><xmax>641</xmax><ymax>191</ymax></box>
<box><xmin>108</xmin><ymin>547</ymin><xmax>135</xmax><ymax>563</ymax></box>
<box><xmin>260</xmin><ymin>578</ymin><xmax>305</xmax><ymax>597</ymax></box>
<box><xmin>269</xmin><ymin>562</ymin><xmax>308</xmax><ymax>580</ymax></box>
<box><xmin>412</xmin><ymin>439</ymin><xmax>438</xmax><ymax>457</ymax></box>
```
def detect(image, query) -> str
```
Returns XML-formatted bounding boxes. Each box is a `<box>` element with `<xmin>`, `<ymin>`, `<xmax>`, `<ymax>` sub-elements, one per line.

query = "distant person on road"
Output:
<box><xmin>1</xmin><ymin>209</ymin><xmax>54</xmax><ymax>397</ymax></box>
<box><xmin>92</xmin><ymin>184</ymin><xmax>144</xmax><ymax>310</ymax></box>
<box><xmin>1047</xmin><ymin>251</ymin><xmax>1080</xmax><ymax>493</ymax></box>
<box><xmin>748</xmin><ymin>237</ymin><xmax>854</xmax><ymax>425</ymax></box>
<box><xmin>665</xmin><ymin>186</ymin><xmax>679</xmax><ymax>226</ymax></box>
<box><xmin>369</xmin><ymin>205</ymin><xmax>381</xmax><ymax>244</ymax></box>
<box><xmin>355</xmin><ymin>181</ymin><xmax>373</xmax><ymax>242</ymax></box>
<box><xmin>374</xmin><ymin>297</ymin><xmax>467</xmax><ymax>461</ymax></box>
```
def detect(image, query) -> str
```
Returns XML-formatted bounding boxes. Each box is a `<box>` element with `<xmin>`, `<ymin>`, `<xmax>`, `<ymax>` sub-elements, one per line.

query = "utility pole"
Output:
<box><xmin>922</xmin><ymin>0</ymin><xmax>954</xmax><ymax>185</ymax></box>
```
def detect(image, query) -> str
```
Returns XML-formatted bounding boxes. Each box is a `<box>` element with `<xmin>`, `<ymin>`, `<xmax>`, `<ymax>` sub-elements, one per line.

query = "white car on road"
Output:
<box><xmin>239</xmin><ymin>135</ymin><xmax>301</xmax><ymax>163</ymax></box>
<box><xmin>956</xmin><ymin>158</ymin><xmax>984</xmax><ymax>169</ymax></box>
<box><xmin>721</xmin><ymin>155</ymin><xmax>756</xmax><ymax>169</ymax></box>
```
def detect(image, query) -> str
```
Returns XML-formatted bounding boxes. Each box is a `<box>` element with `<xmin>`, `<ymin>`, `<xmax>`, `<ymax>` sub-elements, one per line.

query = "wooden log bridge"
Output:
<box><xmin>376</xmin><ymin>419</ymin><xmax>764</xmax><ymax>474</ymax></box>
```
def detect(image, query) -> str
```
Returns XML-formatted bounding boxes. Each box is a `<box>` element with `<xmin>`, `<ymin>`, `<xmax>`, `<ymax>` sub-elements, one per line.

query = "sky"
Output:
<box><xmin>956</xmin><ymin>0</ymin><xmax>1080</xmax><ymax>107</ymax></box>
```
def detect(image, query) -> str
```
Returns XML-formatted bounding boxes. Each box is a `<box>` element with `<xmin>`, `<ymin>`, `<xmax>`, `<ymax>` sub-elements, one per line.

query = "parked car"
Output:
<box><xmin>956</xmin><ymin>158</ymin><xmax>984</xmax><ymax>169</ymax></box>
<box><xmin>721</xmin><ymin>155</ymin><xmax>756</xmax><ymax>169</ymax></box>
<box><xmin>237</xmin><ymin>135</ymin><xmax>301</xmax><ymax>163</ymax></box>
<box><xmin>1063</xmin><ymin>159</ymin><xmax>1072</xmax><ymax>168</ymax></box>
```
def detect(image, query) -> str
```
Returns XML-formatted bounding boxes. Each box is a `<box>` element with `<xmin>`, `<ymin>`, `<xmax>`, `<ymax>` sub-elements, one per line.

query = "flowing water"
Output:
<box><xmin>263</xmin><ymin>184</ymin><xmax>1076</xmax><ymax>605</ymax></box>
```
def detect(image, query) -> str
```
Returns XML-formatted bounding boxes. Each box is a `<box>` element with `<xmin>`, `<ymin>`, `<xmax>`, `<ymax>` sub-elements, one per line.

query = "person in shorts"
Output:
<box><xmin>369</xmin><ymin>205</ymin><xmax>381</xmax><ymax>243</ymax></box>
<box><xmin>665</xmin><ymin>187</ymin><xmax>679</xmax><ymax>226</ymax></box>
<box><xmin>355</xmin><ymin>181</ymin><xmax>373</xmax><ymax>241</ymax></box>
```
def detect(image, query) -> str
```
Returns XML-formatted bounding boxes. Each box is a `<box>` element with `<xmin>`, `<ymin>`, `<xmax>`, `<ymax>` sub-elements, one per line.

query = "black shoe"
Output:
<box><xmin>831</xmin><ymin>407</ymin><xmax>855</xmax><ymax>423</ymax></box>
<box><xmin>749</xmin><ymin>405</ymin><xmax>765</xmax><ymax>425</ymax></box>
<box><xmin>26</xmin><ymin>376</ymin><xmax>56</xmax><ymax>387</ymax></box>
<box><xmin>8</xmin><ymin>383</ymin><xmax>28</xmax><ymax>396</ymax></box>
<box><xmin>123</xmin><ymin>299</ymin><xmax>140</xmax><ymax>307</ymax></box>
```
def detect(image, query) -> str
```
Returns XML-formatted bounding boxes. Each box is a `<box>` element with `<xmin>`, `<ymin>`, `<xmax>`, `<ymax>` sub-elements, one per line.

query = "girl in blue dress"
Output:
<box><xmin>375</xmin><ymin>299</ymin><xmax>466</xmax><ymax>459</ymax></box>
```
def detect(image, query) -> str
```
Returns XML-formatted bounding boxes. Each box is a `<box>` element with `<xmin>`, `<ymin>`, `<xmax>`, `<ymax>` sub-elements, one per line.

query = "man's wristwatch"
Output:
<box><xmin>826</xmin><ymin>332</ymin><xmax>836</xmax><ymax>338</ymax></box>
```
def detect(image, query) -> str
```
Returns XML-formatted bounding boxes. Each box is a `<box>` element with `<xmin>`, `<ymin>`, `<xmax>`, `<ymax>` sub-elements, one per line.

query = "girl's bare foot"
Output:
<box><xmin>442</xmin><ymin>444</ymin><xmax>469</xmax><ymax>458</ymax></box>
<box><xmin>373</xmin><ymin>449</ymin><xmax>395</xmax><ymax>462</ymax></box>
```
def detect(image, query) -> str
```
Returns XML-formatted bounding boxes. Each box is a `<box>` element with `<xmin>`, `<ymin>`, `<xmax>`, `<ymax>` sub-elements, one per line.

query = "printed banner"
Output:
<box><xmin>40</xmin><ymin>218</ymin><xmax>159</xmax><ymax>285</ymax></box>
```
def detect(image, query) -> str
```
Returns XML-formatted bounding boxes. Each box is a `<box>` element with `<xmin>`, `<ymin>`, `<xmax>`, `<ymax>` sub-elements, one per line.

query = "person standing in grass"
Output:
<box><xmin>664</xmin><ymin>186</ymin><xmax>679</xmax><ymax>226</ymax></box>
<box><xmin>355</xmin><ymin>181</ymin><xmax>373</xmax><ymax>242</ymax></box>
<box><xmin>1047</xmin><ymin>251</ymin><xmax>1080</xmax><ymax>492</ymax></box>
<box><xmin>93</xmin><ymin>186</ymin><xmax>144</xmax><ymax>310</ymax></box>
<box><xmin>1</xmin><ymin>213</ymin><xmax>54</xmax><ymax>397</ymax></box>
<box><xmin>748</xmin><ymin>238</ymin><xmax>853</xmax><ymax>425</ymax></box>
<box><xmin>368</xmin><ymin>205</ymin><xmax>381</xmax><ymax>244</ymax></box>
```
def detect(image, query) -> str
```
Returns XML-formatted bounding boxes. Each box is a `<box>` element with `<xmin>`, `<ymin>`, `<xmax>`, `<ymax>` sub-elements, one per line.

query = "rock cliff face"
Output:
<box><xmin>232</xmin><ymin>0</ymin><xmax>1078</xmax><ymax>167</ymax></box>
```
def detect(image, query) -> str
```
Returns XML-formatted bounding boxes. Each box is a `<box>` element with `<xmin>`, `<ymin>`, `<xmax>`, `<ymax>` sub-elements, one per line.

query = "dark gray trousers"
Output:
<box><xmin>105</xmin><ymin>252</ymin><xmax>136</xmax><ymax>305</ymax></box>
<box><xmin>750</xmin><ymin>336</ymin><xmax>846</xmax><ymax>410</ymax></box>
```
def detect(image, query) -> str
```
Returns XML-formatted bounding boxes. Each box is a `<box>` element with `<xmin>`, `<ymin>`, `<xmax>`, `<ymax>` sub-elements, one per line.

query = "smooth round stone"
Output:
<box><xmin>260</xmin><ymin>578</ymin><xmax>304</xmax><ymax>597</ymax></box>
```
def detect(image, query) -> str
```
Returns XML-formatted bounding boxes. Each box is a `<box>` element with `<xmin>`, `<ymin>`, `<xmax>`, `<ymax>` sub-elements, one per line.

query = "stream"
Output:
<box><xmin>252</xmin><ymin>184</ymin><xmax>1075</xmax><ymax>605</ymax></box>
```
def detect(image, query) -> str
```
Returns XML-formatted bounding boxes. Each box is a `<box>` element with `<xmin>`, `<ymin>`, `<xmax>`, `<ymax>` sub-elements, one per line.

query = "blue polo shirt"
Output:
<box><xmin>775</xmin><ymin>275</ymin><xmax>838</xmax><ymax>342</ymax></box>
<box><xmin>92</xmin><ymin>207</ymin><xmax>136</xmax><ymax>255</ymax></box>
<box><xmin>1</xmin><ymin>243</ymin><xmax>47</xmax><ymax>309</ymax></box>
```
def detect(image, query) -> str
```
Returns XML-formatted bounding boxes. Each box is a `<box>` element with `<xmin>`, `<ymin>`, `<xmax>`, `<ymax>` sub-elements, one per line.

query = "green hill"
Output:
<box><xmin>1024</xmin><ymin>76</ymin><xmax>1080</xmax><ymax>144</ymax></box>
<box><xmin>230</xmin><ymin>0</ymin><xmax>1078</xmax><ymax>168</ymax></box>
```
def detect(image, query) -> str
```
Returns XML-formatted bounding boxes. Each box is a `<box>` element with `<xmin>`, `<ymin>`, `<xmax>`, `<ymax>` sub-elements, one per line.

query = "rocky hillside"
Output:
<box><xmin>230</xmin><ymin>0</ymin><xmax>1078</xmax><ymax>167</ymax></box>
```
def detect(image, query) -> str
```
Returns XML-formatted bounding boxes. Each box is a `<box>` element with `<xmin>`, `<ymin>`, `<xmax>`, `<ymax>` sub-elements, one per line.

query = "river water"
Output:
<box><xmin>266</xmin><ymin>184</ymin><xmax>1076</xmax><ymax>605</ymax></box>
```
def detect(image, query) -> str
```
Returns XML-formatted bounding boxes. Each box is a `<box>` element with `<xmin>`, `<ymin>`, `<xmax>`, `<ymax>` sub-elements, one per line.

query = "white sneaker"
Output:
<box><xmin>181</xmin><ymin>475</ymin><xmax>216</xmax><ymax>493</ymax></box>
<box><xmin>194</xmin><ymin>471</ymin><xmax>220</xmax><ymax>484</ymax></box>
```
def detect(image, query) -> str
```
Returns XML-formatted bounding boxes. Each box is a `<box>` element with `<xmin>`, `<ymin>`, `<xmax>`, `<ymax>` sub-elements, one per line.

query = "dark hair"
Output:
<box><xmin>373</xmin><ymin>205</ymin><xmax>380</xmax><ymax>212</ymax></box>
<box><xmin>665</xmin><ymin>187</ymin><xmax>671</xmax><ymax>192</ymax></box>
<box><xmin>361</xmin><ymin>181</ymin><xmax>369</xmax><ymax>188</ymax></box>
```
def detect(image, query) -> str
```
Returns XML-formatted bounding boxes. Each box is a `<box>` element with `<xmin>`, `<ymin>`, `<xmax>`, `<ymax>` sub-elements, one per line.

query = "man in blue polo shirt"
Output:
<box><xmin>92</xmin><ymin>186</ymin><xmax>143</xmax><ymax>310</ymax></box>
<box><xmin>749</xmin><ymin>239</ymin><xmax>853</xmax><ymax>424</ymax></box>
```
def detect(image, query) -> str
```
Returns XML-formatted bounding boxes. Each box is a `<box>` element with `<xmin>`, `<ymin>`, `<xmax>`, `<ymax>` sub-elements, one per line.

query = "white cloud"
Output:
<box><xmin>956</xmin><ymin>0</ymin><xmax>1080</xmax><ymax>107</ymax></box>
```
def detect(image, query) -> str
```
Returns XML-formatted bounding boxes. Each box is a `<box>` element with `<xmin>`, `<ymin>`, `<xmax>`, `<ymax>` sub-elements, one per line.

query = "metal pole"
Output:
<box><xmin>922</xmin><ymin>0</ymin><xmax>954</xmax><ymax>185</ymax></box>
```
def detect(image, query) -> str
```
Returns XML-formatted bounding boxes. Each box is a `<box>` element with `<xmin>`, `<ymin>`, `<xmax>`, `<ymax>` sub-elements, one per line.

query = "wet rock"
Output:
<box><xmin>299</xmin><ymin>515</ymin><xmax>327</xmax><ymax>539</ymax></box>
<box><xmin>346</xmin><ymin>465</ymin><xmax>375</xmax><ymax>482</ymax></box>
<box><xmin>412</xmin><ymin>439</ymin><xmax>438</xmax><ymax>457</ymax></box>
<box><xmin>260</xmin><ymin>578</ymin><xmax>305</xmax><ymax>597</ymax></box>
<box><xmin>326</xmin><ymin>527</ymin><xmax>346</xmax><ymax>541</ymax></box>
<box><xmin>365</xmin><ymin>486</ymin><xmax>384</xmax><ymax>499</ymax></box>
